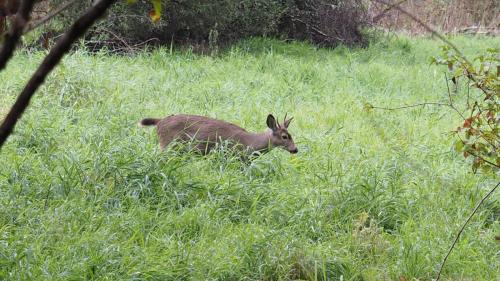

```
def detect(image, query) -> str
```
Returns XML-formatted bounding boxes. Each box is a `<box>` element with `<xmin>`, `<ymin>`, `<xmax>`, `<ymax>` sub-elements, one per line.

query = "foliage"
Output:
<box><xmin>431</xmin><ymin>46</ymin><xmax>499</xmax><ymax>173</ymax></box>
<box><xmin>45</xmin><ymin>0</ymin><xmax>368</xmax><ymax>51</ymax></box>
<box><xmin>0</xmin><ymin>36</ymin><xmax>499</xmax><ymax>280</ymax></box>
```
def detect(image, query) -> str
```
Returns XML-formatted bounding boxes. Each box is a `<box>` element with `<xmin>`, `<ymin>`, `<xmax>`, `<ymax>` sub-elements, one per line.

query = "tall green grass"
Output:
<box><xmin>0</xmin><ymin>35</ymin><xmax>499</xmax><ymax>280</ymax></box>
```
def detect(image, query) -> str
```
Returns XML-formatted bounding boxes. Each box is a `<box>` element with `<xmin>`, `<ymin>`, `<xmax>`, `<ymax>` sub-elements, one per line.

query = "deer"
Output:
<box><xmin>139</xmin><ymin>113</ymin><xmax>298</xmax><ymax>156</ymax></box>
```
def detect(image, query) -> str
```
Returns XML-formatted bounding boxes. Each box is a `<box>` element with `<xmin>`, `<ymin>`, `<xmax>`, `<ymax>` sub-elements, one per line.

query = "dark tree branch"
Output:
<box><xmin>464</xmin><ymin>150</ymin><xmax>500</xmax><ymax>169</ymax></box>
<box><xmin>0</xmin><ymin>0</ymin><xmax>35</xmax><ymax>72</ymax></box>
<box><xmin>0</xmin><ymin>0</ymin><xmax>117</xmax><ymax>150</ymax></box>
<box><xmin>436</xmin><ymin>181</ymin><xmax>500</xmax><ymax>280</ymax></box>
<box><xmin>23</xmin><ymin>0</ymin><xmax>78</xmax><ymax>34</ymax></box>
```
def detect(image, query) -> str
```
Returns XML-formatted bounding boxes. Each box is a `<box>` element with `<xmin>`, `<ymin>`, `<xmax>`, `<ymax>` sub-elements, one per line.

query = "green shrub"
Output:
<box><xmin>46</xmin><ymin>0</ymin><xmax>368</xmax><ymax>51</ymax></box>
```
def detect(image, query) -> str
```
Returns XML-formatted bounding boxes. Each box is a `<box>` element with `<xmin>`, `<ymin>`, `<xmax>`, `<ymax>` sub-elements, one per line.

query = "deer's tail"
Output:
<box><xmin>139</xmin><ymin>118</ymin><xmax>160</xmax><ymax>126</ymax></box>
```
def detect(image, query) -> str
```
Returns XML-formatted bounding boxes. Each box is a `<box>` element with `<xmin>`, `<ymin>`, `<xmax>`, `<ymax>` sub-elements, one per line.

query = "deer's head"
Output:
<box><xmin>266</xmin><ymin>114</ymin><xmax>298</xmax><ymax>154</ymax></box>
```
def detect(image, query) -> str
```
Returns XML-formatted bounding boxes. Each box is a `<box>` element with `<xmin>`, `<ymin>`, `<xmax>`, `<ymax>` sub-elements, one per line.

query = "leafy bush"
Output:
<box><xmin>47</xmin><ymin>0</ymin><xmax>368</xmax><ymax>51</ymax></box>
<box><xmin>432</xmin><ymin>46</ymin><xmax>499</xmax><ymax>173</ymax></box>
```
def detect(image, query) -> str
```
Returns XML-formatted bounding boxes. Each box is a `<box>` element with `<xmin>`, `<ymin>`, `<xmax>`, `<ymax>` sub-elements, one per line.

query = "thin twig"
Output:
<box><xmin>445</xmin><ymin>73</ymin><xmax>452</xmax><ymax>104</ymax></box>
<box><xmin>0</xmin><ymin>0</ymin><xmax>35</xmax><ymax>72</ymax></box>
<box><xmin>369</xmin><ymin>98</ymin><xmax>465</xmax><ymax>119</ymax></box>
<box><xmin>0</xmin><ymin>0</ymin><xmax>117</xmax><ymax>149</ymax></box>
<box><xmin>131</xmin><ymin>37</ymin><xmax>159</xmax><ymax>47</ymax></box>
<box><xmin>454</xmin><ymin>134</ymin><xmax>499</xmax><ymax>169</ymax></box>
<box><xmin>289</xmin><ymin>16</ymin><xmax>344</xmax><ymax>42</ymax></box>
<box><xmin>436</xmin><ymin>181</ymin><xmax>500</xmax><ymax>280</ymax></box>
<box><xmin>369</xmin><ymin>102</ymin><xmax>450</xmax><ymax>111</ymax></box>
<box><xmin>444</xmin><ymin>72</ymin><xmax>466</xmax><ymax>120</ymax></box>
<box><xmin>463</xmin><ymin>68</ymin><xmax>489</xmax><ymax>96</ymax></box>
<box><xmin>23</xmin><ymin>0</ymin><xmax>78</xmax><ymax>34</ymax></box>
<box><xmin>372</xmin><ymin>0</ymin><xmax>409</xmax><ymax>23</ymax></box>
<box><xmin>99</xmin><ymin>27</ymin><xmax>134</xmax><ymax>52</ymax></box>
<box><xmin>466</xmin><ymin>80</ymin><xmax>471</xmax><ymax>109</ymax></box>
<box><xmin>465</xmin><ymin>150</ymin><xmax>500</xmax><ymax>169</ymax></box>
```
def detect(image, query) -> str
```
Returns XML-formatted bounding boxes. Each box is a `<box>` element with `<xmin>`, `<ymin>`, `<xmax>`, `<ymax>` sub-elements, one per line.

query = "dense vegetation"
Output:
<box><xmin>0</xmin><ymin>36</ymin><xmax>499</xmax><ymax>280</ymax></box>
<box><xmin>46</xmin><ymin>0</ymin><xmax>368</xmax><ymax>50</ymax></box>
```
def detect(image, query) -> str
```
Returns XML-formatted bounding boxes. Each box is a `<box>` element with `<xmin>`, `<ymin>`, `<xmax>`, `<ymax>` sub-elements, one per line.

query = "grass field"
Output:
<box><xmin>0</xmin><ymin>35</ymin><xmax>499</xmax><ymax>280</ymax></box>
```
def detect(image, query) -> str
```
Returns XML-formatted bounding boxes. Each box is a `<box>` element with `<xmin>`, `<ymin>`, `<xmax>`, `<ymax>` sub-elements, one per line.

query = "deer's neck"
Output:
<box><xmin>238</xmin><ymin>130</ymin><xmax>273</xmax><ymax>153</ymax></box>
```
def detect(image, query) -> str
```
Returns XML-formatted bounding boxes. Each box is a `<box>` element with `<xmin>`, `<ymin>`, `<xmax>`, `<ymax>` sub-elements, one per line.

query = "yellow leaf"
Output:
<box><xmin>149</xmin><ymin>0</ymin><xmax>162</xmax><ymax>23</ymax></box>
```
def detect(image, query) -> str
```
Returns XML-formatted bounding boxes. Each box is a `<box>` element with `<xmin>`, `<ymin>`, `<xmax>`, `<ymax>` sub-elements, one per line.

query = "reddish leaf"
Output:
<box><xmin>149</xmin><ymin>9</ymin><xmax>160</xmax><ymax>22</ymax></box>
<box><xmin>463</xmin><ymin>117</ymin><xmax>473</xmax><ymax>128</ymax></box>
<box><xmin>486</xmin><ymin>110</ymin><xmax>494</xmax><ymax>121</ymax></box>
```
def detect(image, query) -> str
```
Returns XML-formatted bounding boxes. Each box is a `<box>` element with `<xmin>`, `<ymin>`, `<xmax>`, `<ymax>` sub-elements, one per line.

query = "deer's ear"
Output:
<box><xmin>266</xmin><ymin>114</ymin><xmax>278</xmax><ymax>131</ymax></box>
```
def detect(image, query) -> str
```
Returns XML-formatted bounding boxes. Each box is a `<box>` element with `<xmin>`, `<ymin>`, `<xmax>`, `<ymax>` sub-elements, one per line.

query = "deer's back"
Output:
<box><xmin>156</xmin><ymin>114</ymin><xmax>248</xmax><ymax>151</ymax></box>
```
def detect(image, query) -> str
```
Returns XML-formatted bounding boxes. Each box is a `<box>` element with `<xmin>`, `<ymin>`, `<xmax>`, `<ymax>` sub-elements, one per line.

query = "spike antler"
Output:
<box><xmin>275</xmin><ymin>113</ymin><xmax>283</xmax><ymax>128</ymax></box>
<box><xmin>283</xmin><ymin>113</ymin><xmax>293</xmax><ymax>128</ymax></box>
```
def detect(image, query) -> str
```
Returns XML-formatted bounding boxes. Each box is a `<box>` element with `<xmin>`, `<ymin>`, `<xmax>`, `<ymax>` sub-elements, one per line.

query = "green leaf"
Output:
<box><xmin>454</xmin><ymin>140</ymin><xmax>464</xmax><ymax>152</ymax></box>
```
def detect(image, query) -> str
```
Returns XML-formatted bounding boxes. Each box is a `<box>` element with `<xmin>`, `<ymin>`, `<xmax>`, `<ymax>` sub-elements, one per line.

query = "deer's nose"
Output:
<box><xmin>290</xmin><ymin>148</ymin><xmax>298</xmax><ymax>154</ymax></box>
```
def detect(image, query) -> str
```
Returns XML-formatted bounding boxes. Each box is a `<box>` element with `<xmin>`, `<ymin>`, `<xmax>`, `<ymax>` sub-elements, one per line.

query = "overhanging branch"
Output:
<box><xmin>0</xmin><ymin>0</ymin><xmax>118</xmax><ymax>149</ymax></box>
<box><xmin>436</xmin><ymin>181</ymin><xmax>500</xmax><ymax>280</ymax></box>
<box><xmin>0</xmin><ymin>0</ymin><xmax>35</xmax><ymax>72</ymax></box>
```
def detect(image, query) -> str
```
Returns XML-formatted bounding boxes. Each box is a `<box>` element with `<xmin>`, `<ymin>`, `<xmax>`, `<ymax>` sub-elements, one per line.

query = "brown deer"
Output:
<box><xmin>140</xmin><ymin>114</ymin><xmax>298</xmax><ymax>155</ymax></box>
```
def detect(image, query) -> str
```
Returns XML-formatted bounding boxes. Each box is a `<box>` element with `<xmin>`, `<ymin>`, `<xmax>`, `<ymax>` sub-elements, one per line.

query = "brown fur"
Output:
<box><xmin>140</xmin><ymin>114</ymin><xmax>298</xmax><ymax>155</ymax></box>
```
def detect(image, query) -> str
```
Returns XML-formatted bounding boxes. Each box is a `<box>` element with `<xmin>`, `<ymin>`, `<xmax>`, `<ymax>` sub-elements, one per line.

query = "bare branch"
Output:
<box><xmin>466</xmin><ymin>80</ymin><xmax>471</xmax><ymax>108</ymax></box>
<box><xmin>454</xmin><ymin>133</ymin><xmax>500</xmax><ymax>169</ymax></box>
<box><xmin>23</xmin><ymin>0</ymin><xmax>78</xmax><ymax>34</ymax></box>
<box><xmin>372</xmin><ymin>0</ymin><xmax>408</xmax><ymax>23</ymax></box>
<box><xmin>444</xmin><ymin>73</ymin><xmax>466</xmax><ymax>120</ymax></box>
<box><xmin>368</xmin><ymin>97</ymin><xmax>466</xmax><ymax>119</ymax></box>
<box><xmin>369</xmin><ymin>102</ymin><xmax>450</xmax><ymax>111</ymax></box>
<box><xmin>289</xmin><ymin>16</ymin><xmax>344</xmax><ymax>42</ymax></box>
<box><xmin>0</xmin><ymin>0</ymin><xmax>35</xmax><ymax>72</ymax></box>
<box><xmin>97</xmin><ymin>26</ymin><xmax>133</xmax><ymax>52</ymax></box>
<box><xmin>436</xmin><ymin>181</ymin><xmax>500</xmax><ymax>280</ymax></box>
<box><xmin>0</xmin><ymin>0</ymin><xmax>117</xmax><ymax>150</ymax></box>
<box><xmin>465</xmin><ymin>150</ymin><xmax>500</xmax><ymax>169</ymax></box>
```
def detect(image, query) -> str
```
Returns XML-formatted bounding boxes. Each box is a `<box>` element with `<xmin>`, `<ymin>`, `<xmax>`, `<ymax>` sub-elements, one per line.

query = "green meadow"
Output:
<box><xmin>0</xmin><ymin>36</ymin><xmax>498</xmax><ymax>280</ymax></box>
